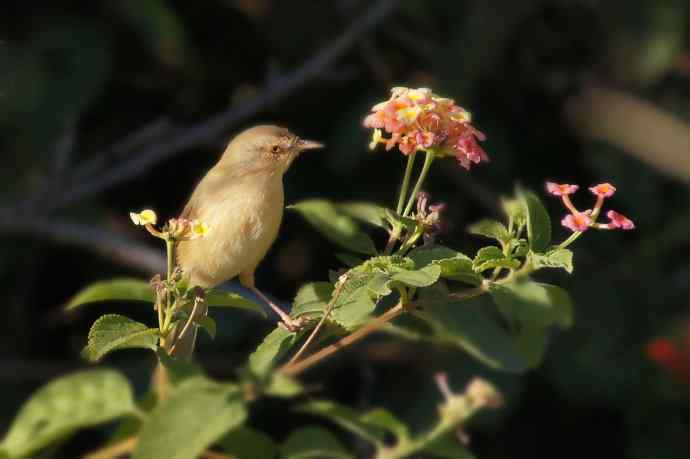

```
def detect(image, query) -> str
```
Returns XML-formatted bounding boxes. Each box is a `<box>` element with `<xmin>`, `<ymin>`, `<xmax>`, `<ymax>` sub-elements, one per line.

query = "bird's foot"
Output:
<box><xmin>279</xmin><ymin>315</ymin><xmax>308</xmax><ymax>332</ymax></box>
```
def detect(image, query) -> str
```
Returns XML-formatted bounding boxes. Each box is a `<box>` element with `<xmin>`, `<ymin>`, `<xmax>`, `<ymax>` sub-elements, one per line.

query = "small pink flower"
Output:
<box><xmin>546</xmin><ymin>182</ymin><xmax>579</xmax><ymax>196</ymax></box>
<box><xmin>561</xmin><ymin>212</ymin><xmax>591</xmax><ymax>232</ymax></box>
<box><xmin>589</xmin><ymin>183</ymin><xmax>616</xmax><ymax>198</ymax></box>
<box><xmin>607</xmin><ymin>210</ymin><xmax>635</xmax><ymax>230</ymax></box>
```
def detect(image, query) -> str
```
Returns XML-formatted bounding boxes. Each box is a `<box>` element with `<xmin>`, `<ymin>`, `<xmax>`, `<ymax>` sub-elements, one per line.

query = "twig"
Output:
<box><xmin>82</xmin><ymin>437</ymin><xmax>137</xmax><ymax>459</ymax></box>
<box><xmin>39</xmin><ymin>0</ymin><xmax>400</xmax><ymax>213</ymax></box>
<box><xmin>286</xmin><ymin>276</ymin><xmax>349</xmax><ymax>366</ymax></box>
<box><xmin>169</xmin><ymin>298</ymin><xmax>202</xmax><ymax>354</ymax></box>
<box><xmin>201</xmin><ymin>450</ymin><xmax>238</xmax><ymax>459</ymax></box>
<box><xmin>0</xmin><ymin>214</ymin><xmax>165</xmax><ymax>274</ymax></box>
<box><xmin>280</xmin><ymin>302</ymin><xmax>405</xmax><ymax>376</ymax></box>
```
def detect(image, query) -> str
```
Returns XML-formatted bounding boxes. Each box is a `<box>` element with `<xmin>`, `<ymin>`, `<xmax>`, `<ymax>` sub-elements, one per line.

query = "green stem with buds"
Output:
<box><xmin>403</xmin><ymin>150</ymin><xmax>435</xmax><ymax>217</ymax></box>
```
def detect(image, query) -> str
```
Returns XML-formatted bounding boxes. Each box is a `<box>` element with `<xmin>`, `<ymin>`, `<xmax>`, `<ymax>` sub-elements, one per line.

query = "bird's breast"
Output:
<box><xmin>178</xmin><ymin>177</ymin><xmax>284</xmax><ymax>287</ymax></box>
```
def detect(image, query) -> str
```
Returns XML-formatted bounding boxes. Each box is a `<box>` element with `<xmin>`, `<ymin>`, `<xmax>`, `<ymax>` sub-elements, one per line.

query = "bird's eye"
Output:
<box><xmin>271</xmin><ymin>145</ymin><xmax>281</xmax><ymax>154</ymax></box>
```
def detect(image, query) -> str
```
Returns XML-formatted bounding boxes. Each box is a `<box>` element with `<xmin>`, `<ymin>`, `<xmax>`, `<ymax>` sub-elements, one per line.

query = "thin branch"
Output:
<box><xmin>0</xmin><ymin>214</ymin><xmax>164</xmax><ymax>274</ymax></box>
<box><xmin>82</xmin><ymin>437</ymin><xmax>137</xmax><ymax>459</ymax></box>
<box><xmin>281</xmin><ymin>302</ymin><xmax>405</xmax><ymax>376</ymax></box>
<box><xmin>41</xmin><ymin>0</ymin><xmax>399</xmax><ymax>213</ymax></box>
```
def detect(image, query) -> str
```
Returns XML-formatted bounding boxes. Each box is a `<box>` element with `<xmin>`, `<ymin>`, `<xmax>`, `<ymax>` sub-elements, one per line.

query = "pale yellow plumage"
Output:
<box><xmin>172</xmin><ymin>125</ymin><xmax>322</xmax><ymax>359</ymax></box>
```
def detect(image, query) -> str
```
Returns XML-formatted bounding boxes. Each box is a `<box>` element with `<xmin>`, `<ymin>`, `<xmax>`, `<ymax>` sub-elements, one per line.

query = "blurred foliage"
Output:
<box><xmin>1</xmin><ymin>0</ymin><xmax>690</xmax><ymax>458</ymax></box>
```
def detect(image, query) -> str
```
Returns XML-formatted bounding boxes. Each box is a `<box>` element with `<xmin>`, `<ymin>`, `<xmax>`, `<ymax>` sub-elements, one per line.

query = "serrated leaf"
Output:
<box><xmin>520</xmin><ymin>189</ymin><xmax>551</xmax><ymax>252</ymax></box>
<box><xmin>194</xmin><ymin>316</ymin><xmax>216</xmax><ymax>339</ymax></box>
<box><xmin>280</xmin><ymin>426</ymin><xmax>352</xmax><ymax>459</ymax></box>
<box><xmin>468</xmin><ymin>219</ymin><xmax>510</xmax><ymax>242</ymax></box>
<box><xmin>335</xmin><ymin>253</ymin><xmax>364</xmax><ymax>268</ymax></box>
<box><xmin>337</xmin><ymin>202</ymin><xmax>389</xmax><ymax>228</ymax></box>
<box><xmin>289</xmin><ymin>200</ymin><xmax>377</xmax><ymax>255</ymax></box>
<box><xmin>408</xmin><ymin>246</ymin><xmax>480</xmax><ymax>285</ymax></box>
<box><xmin>488</xmin><ymin>281</ymin><xmax>573</xmax><ymax>329</ymax></box>
<box><xmin>249</xmin><ymin>326</ymin><xmax>303</xmax><ymax>377</ymax></box>
<box><xmin>472</xmin><ymin>247</ymin><xmax>520</xmax><ymax>273</ymax></box>
<box><xmin>330</xmin><ymin>282</ymin><xmax>376</xmax><ymax>330</ymax></box>
<box><xmin>367</xmin><ymin>272</ymin><xmax>393</xmax><ymax>297</ymax></box>
<box><xmin>82</xmin><ymin>314</ymin><xmax>158</xmax><ymax>362</ymax></box>
<box><xmin>291</xmin><ymin>282</ymin><xmax>334</xmax><ymax>319</ymax></box>
<box><xmin>133</xmin><ymin>379</ymin><xmax>246</xmax><ymax>459</ymax></box>
<box><xmin>501</xmin><ymin>197</ymin><xmax>526</xmax><ymax>228</ymax></box>
<box><xmin>205</xmin><ymin>289</ymin><xmax>266</xmax><ymax>316</ymax></box>
<box><xmin>219</xmin><ymin>427</ymin><xmax>277</xmax><ymax>459</ymax></box>
<box><xmin>65</xmin><ymin>278</ymin><xmax>154</xmax><ymax>310</ymax></box>
<box><xmin>0</xmin><ymin>370</ymin><xmax>135</xmax><ymax>458</ymax></box>
<box><xmin>417</xmin><ymin>296</ymin><xmax>528</xmax><ymax>373</ymax></box>
<box><xmin>391</xmin><ymin>263</ymin><xmax>442</xmax><ymax>287</ymax></box>
<box><xmin>531</xmin><ymin>248</ymin><xmax>574</xmax><ymax>273</ymax></box>
<box><xmin>298</xmin><ymin>400</ymin><xmax>385</xmax><ymax>445</ymax></box>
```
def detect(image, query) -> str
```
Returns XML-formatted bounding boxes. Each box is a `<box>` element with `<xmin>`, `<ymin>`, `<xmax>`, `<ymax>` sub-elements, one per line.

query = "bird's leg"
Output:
<box><xmin>240</xmin><ymin>272</ymin><xmax>305</xmax><ymax>331</ymax></box>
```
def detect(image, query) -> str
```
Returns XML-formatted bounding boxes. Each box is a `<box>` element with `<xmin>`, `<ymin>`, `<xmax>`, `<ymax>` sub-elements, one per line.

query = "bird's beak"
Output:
<box><xmin>297</xmin><ymin>138</ymin><xmax>324</xmax><ymax>151</ymax></box>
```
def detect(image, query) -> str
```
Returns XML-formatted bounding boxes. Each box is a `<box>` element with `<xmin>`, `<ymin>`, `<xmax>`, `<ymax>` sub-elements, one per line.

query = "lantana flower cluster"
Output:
<box><xmin>363</xmin><ymin>87</ymin><xmax>488</xmax><ymax>169</ymax></box>
<box><xmin>130</xmin><ymin>209</ymin><xmax>210</xmax><ymax>241</ymax></box>
<box><xmin>546</xmin><ymin>182</ymin><xmax>634</xmax><ymax>232</ymax></box>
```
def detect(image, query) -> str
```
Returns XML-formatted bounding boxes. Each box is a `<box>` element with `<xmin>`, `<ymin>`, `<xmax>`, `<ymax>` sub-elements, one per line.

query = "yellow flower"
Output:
<box><xmin>369</xmin><ymin>128</ymin><xmax>383</xmax><ymax>150</ymax></box>
<box><xmin>396</xmin><ymin>105</ymin><xmax>422</xmax><ymax>125</ymax></box>
<box><xmin>190</xmin><ymin>220</ymin><xmax>210</xmax><ymax>239</ymax></box>
<box><xmin>130</xmin><ymin>209</ymin><xmax>158</xmax><ymax>226</ymax></box>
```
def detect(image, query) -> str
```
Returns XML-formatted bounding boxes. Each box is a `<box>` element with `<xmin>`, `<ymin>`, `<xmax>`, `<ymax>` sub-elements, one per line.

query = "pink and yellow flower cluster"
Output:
<box><xmin>546</xmin><ymin>182</ymin><xmax>634</xmax><ymax>232</ymax></box>
<box><xmin>363</xmin><ymin>87</ymin><xmax>488</xmax><ymax>169</ymax></box>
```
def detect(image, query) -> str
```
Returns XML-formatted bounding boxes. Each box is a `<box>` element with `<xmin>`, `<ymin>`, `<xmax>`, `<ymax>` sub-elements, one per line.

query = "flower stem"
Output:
<box><xmin>402</xmin><ymin>150</ymin><xmax>435</xmax><ymax>217</ymax></box>
<box><xmin>558</xmin><ymin>231</ymin><xmax>583</xmax><ymax>249</ymax></box>
<box><xmin>396</xmin><ymin>152</ymin><xmax>417</xmax><ymax>215</ymax></box>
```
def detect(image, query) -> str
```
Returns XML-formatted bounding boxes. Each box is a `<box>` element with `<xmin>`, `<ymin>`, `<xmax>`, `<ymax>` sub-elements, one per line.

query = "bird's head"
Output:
<box><xmin>219</xmin><ymin>125</ymin><xmax>323</xmax><ymax>175</ymax></box>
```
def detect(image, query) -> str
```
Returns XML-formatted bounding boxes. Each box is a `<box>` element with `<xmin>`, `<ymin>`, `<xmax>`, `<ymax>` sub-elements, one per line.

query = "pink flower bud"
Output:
<box><xmin>606</xmin><ymin>210</ymin><xmax>635</xmax><ymax>230</ymax></box>
<box><xmin>546</xmin><ymin>182</ymin><xmax>579</xmax><ymax>196</ymax></box>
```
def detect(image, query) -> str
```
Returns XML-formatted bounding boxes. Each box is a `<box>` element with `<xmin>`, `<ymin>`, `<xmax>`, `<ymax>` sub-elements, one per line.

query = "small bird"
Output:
<box><xmin>173</xmin><ymin>125</ymin><xmax>322</xmax><ymax>359</ymax></box>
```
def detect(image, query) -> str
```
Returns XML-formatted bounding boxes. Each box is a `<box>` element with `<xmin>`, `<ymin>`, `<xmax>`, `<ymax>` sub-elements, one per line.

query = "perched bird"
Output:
<box><xmin>173</xmin><ymin>125</ymin><xmax>322</xmax><ymax>359</ymax></box>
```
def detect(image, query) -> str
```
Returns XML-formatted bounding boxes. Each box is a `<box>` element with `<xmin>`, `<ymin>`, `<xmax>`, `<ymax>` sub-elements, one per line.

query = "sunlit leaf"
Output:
<box><xmin>520</xmin><ymin>189</ymin><xmax>551</xmax><ymax>252</ymax></box>
<box><xmin>468</xmin><ymin>219</ymin><xmax>510</xmax><ymax>242</ymax></box>
<box><xmin>531</xmin><ymin>248</ymin><xmax>574</xmax><ymax>274</ymax></box>
<box><xmin>0</xmin><ymin>370</ymin><xmax>135</xmax><ymax>458</ymax></box>
<box><xmin>488</xmin><ymin>281</ymin><xmax>573</xmax><ymax>329</ymax></box>
<box><xmin>65</xmin><ymin>278</ymin><xmax>154</xmax><ymax>310</ymax></box>
<box><xmin>133</xmin><ymin>379</ymin><xmax>246</xmax><ymax>459</ymax></box>
<box><xmin>82</xmin><ymin>314</ymin><xmax>158</xmax><ymax>362</ymax></box>
<box><xmin>205</xmin><ymin>289</ymin><xmax>266</xmax><ymax>316</ymax></box>
<box><xmin>249</xmin><ymin>326</ymin><xmax>304</xmax><ymax>377</ymax></box>
<box><xmin>291</xmin><ymin>282</ymin><xmax>333</xmax><ymax>319</ymax></box>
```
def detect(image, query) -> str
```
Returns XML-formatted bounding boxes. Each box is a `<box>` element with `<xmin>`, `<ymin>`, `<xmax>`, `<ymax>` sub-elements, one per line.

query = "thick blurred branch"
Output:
<box><xmin>565</xmin><ymin>80</ymin><xmax>690</xmax><ymax>183</ymax></box>
<box><xmin>43</xmin><ymin>0</ymin><xmax>399</xmax><ymax>213</ymax></box>
<box><xmin>0</xmin><ymin>214</ymin><xmax>164</xmax><ymax>274</ymax></box>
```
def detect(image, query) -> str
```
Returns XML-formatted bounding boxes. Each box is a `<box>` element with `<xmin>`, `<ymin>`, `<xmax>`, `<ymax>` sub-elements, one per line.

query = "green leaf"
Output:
<box><xmin>391</xmin><ymin>263</ymin><xmax>442</xmax><ymax>287</ymax></box>
<box><xmin>501</xmin><ymin>197</ymin><xmax>526</xmax><ymax>228</ymax></box>
<box><xmin>531</xmin><ymin>248</ymin><xmax>574</xmax><ymax>274</ymax></box>
<box><xmin>280</xmin><ymin>426</ymin><xmax>352</xmax><ymax>459</ymax></box>
<box><xmin>263</xmin><ymin>373</ymin><xmax>304</xmax><ymax>398</ymax></box>
<box><xmin>425</xmin><ymin>434</ymin><xmax>477</xmax><ymax>459</ymax></box>
<box><xmin>194</xmin><ymin>316</ymin><xmax>216</xmax><ymax>339</ymax></box>
<box><xmin>249</xmin><ymin>326</ymin><xmax>303</xmax><ymax>377</ymax></box>
<box><xmin>335</xmin><ymin>253</ymin><xmax>364</xmax><ymax>268</ymax></box>
<box><xmin>133</xmin><ymin>379</ymin><xmax>246</xmax><ymax>459</ymax></box>
<box><xmin>0</xmin><ymin>370</ymin><xmax>135</xmax><ymax>458</ymax></box>
<box><xmin>520</xmin><ymin>189</ymin><xmax>551</xmax><ymax>252</ymax></box>
<box><xmin>205</xmin><ymin>289</ymin><xmax>266</xmax><ymax>317</ymax></box>
<box><xmin>488</xmin><ymin>281</ymin><xmax>574</xmax><ymax>329</ymax></box>
<box><xmin>337</xmin><ymin>202</ymin><xmax>389</xmax><ymax>228</ymax></box>
<box><xmin>367</xmin><ymin>272</ymin><xmax>394</xmax><ymax>297</ymax></box>
<box><xmin>408</xmin><ymin>245</ymin><xmax>481</xmax><ymax>286</ymax></box>
<box><xmin>219</xmin><ymin>427</ymin><xmax>277</xmax><ymax>459</ymax></box>
<box><xmin>82</xmin><ymin>314</ymin><xmax>158</xmax><ymax>362</ymax></box>
<box><xmin>289</xmin><ymin>199</ymin><xmax>377</xmax><ymax>255</ymax></box>
<box><xmin>418</xmin><ymin>297</ymin><xmax>528</xmax><ymax>373</ymax></box>
<box><xmin>65</xmin><ymin>278</ymin><xmax>154</xmax><ymax>310</ymax></box>
<box><xmin>330</xmin><ymin>273</ymin><xmax>377</xmax><ymax>330</ymax></box>
<box><xmin>468</xmin><ymin>219</ymin><xmax>510</xmax><ymax>242</ymax></box>
<box><xmin>515</xmin><ymin>324</ymin><xmax>550</xmax><ymax>368</ymax></box>
<box><xmin>298</xmin><ymin>400</ymin><xmax>385</xmax><ymax>445</ymax></box>
<box><xmin>291</xmin><ymin>282</ymin><xmax>334</xmax><ymax>319</ymax></box>
<box><xmin>472</xmin><ymin>247</ymin><xmax>520</xmax><ymax>273</ymax></box>
<box><xmin>359</xmin><ymin>408</ymin><xmax>410</xmax><ymax>442</ymax></box>
<box><xmin>157</xmin><ymin>349</ymin><xmax>204</xmax><ymax>386</ymax></box>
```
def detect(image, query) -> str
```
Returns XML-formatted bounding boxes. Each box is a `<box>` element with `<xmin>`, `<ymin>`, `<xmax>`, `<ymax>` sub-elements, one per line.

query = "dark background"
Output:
<box><xmin>1</xmin><ymin>0</ymin><xmax>690</xmax><ymax>457</ymax></box>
